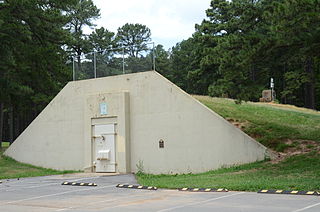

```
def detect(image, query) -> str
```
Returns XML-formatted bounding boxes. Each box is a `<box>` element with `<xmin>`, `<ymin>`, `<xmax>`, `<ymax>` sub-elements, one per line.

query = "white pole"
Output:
<box><xmin>152</xmin><ymin>42</ymin><xmax>156</xmax><ymax>71</ymax></box>
<box><xmin>72</xmin><ymin>56</ymin><xmax>75</xmax><ymax>81</ymax></box>
<box><xmin>122</xmin><ymin>48</ymin><xmax>125</xmax><ymax>74</ymax></box>
<box><xmin>270</xmin><ymin>78</ymin><xmax>274</xmax><ymax>101</ymax></box>
<box><xmin>93</xmin><ymin>51</ymin><xmax>97</xmax><ymax>78</ymax></box>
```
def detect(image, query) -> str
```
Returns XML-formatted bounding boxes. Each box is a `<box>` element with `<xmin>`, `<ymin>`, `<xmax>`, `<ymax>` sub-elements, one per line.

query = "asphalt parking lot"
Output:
<box><xmin>0</xmin><ymin>174</ymin><xmax>319</xmax><ymax>212</ymax></box>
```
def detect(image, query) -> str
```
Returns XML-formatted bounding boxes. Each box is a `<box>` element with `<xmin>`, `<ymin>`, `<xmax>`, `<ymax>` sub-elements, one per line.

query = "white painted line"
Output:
<box><xmin>90</xmin><ymin>192</ymin><xmax>161</xmax><ymax>211</ymax></box>
<box><xmin>0</xmin><ymin>184</ymin><xmax>115</xmax><ymax>206</ymax></box>
<box><xmin>157</xmin><ymin>192</ymin><xmax>246</xmax><ymax>212</ymax></box>
<box><xmin>1</xmin><ymin>176</ymin><xmax>101</xmax><ymax>192</ymax></box>
<box><xmin>55</xmin><ymin>192</ymin><xmax>151</xmax><ymax>212</ymax></box>
<box><xmin>292</xmin><ymin>202</ymin><xmax>320</xmax><ymax>212</ymax></box>
<box><xmin>55</xmin><ymin>198</ymin><xmax>118</xmax><ymax>212</ymax></box>
<box><xmin>3</xmin><ymin>183</ymin><xmax>59</xmax><ymax>192</ymax></box>
<box><xmin>55</xmin><ymin>181</ymin><xmax>134</xmax><ymax>211</ymax></box>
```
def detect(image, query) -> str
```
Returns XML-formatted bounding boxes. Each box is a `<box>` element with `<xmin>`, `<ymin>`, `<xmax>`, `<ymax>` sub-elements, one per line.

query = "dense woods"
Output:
<box><xmin>158</xmin><ymin>0</ymin><xmax>320</xmax><ymax>110</ymax></box>
<box><xmin>0</xmin><ymin>0</ymin><xmax>76</xmax><ymax>146</ymax></box>
<box><xmin>0</xmin><ymin>0</ymin><xmax>319</xmax><ymax>145</ymax></box>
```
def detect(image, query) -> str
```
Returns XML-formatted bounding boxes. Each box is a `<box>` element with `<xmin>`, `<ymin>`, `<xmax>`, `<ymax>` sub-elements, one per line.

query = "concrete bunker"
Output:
<box><xmin>5</xmin><ymin>71</ymin><xmax>270</xmax><ymax>174</ymax></box>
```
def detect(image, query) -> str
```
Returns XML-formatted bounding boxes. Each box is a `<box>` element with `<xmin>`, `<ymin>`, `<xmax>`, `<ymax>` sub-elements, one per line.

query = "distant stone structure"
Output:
<box><xmin>260</xmin><ymin>90</ymin><xmax>275</xmax><ymax>102</ymax></box>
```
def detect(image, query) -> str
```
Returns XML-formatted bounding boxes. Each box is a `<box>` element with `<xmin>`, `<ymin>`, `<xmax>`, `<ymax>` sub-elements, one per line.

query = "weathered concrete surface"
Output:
<box><xmin>5</xmin><ymin>71</ymin><xmax>269</xmax><ymax>174</ymax></box>
<box><xmin>0</xmin><ymin>175</ymin><xmax>319</xmax><ymax>212</ymax></box>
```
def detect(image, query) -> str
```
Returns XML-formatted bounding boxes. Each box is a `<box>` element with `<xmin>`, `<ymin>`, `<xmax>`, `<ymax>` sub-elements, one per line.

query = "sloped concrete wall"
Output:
<box><xmin>5</xmin><ymin>71</ymin><xmax>269</xmax><ymax>174</ymax></box>
<box><xmin>4</xmin><ymin>82</ymin><xmax>86</xmax><ymax>170</ymax></box>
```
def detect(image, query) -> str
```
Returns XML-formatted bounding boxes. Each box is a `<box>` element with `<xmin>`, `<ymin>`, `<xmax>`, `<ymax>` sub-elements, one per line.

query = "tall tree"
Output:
<box><xmin>66</xmin><ymin>0</ymin><xmax>100</xmax><ymax>75</ymax></box>
<box><xmin>116</xmin><ymin>23</ymin><xmax>151</xmax><ymax>57</ymax></box>
<box><xmin>266</xmin><ymin>0</ymin><xmax>320</xmax><ymax>109</ymax></box>
<box><xmin>88</xmin><ymin>27</ymin><xmax>120</xmax><ymax>77</ymax></box>
<box><xmin>154</xmin><ymin>44</ymin><xmax>171</xmax><ymax>76</ymax></box>
<box><xmin>0</xmin><ymin>0</ymin><xmax>76</xmax><ymax>143</ymax></box>
<box><xmin>89</xmin><ymin>27</ymin><xmax>114</xmax><ymax>52</ymax></box>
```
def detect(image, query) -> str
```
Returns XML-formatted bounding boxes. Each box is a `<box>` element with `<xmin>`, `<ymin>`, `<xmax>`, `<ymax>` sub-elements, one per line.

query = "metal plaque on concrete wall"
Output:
<box><xmin>100</xmin><ymin>102</ymin><xmax>108</xmax><ymax>115</ymax></box>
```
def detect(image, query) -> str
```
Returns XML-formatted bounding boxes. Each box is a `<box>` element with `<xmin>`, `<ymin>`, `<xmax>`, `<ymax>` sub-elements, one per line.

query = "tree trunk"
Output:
<box><xmin>251</xmin><ymin>63</ymin><xmax>256</xmax><ymax>82</ymax></box>
<box><xmin>304</xmin><ymin>58</ymin><xmax>316</xmax><ymax>109</ymax></box>
<box><xmin>9</xmin><ymin>106</ymin><xmax>14</xmax><ymax>144</ymax></box>
<box><xmin>0</xmin><ymin>103</ymin><xmax>4</xmax><ymax>149</ymax></box>
<box><xmin>14</xmin><ymin>113</ymin><xmax>19</xmax><ymax>140</ymax></box>
<box><xmin>282</xmin><ymin>63</ymin><xmax>287</xmax><ymax>104</ymax></box>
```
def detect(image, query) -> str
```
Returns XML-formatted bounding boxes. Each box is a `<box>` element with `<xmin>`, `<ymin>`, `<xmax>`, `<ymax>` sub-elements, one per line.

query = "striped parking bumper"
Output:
<box><xmin>179</xmin><ymin>188</ymin><xmax>228</xmax><ymax>192</ymax></box>
<box><xmin>116</xmin><ymin>184</ymin><xmax>157</xmax><ymax>190</ymax></box>
<box><xmin>258</xmin><ymin>190</ymin><xmax>320</xmax><ymax>196</ymax></box>
<box><xmin>62</xmin><ymin>182</ymin><xmax>97</xmax><ymax>186</ymax></box>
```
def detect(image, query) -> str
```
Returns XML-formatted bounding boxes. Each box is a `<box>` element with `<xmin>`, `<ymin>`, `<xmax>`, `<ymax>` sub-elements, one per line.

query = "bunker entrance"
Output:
<box><xmin>92</xmin><ymin>123</ymin><xmax>116</xmax><ymax>173</ymax></box>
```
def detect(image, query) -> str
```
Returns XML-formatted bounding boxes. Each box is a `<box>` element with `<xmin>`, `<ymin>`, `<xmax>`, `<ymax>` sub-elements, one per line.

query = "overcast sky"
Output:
<box><xmin>91</xmin><ymin>0</ymin><xmax>211</xmax><ymax>50</ymax></box>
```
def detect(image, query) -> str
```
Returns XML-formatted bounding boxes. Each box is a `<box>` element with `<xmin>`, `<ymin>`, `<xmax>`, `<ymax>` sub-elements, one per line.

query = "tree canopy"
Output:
<box><xmin>116</xmin><ymin>23</ymin><xmax>151</xmax><ymax>57</ymax></box>
<box><xmin>160</xmin><ymin>0</ymin><xmax>320</xmax><ymax>110</ymax></box>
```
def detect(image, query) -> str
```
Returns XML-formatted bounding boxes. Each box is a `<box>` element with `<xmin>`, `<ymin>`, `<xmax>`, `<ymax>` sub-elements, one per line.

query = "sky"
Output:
<box><xmin>91</xmin><ymin>0</ymin><xmax>211</xmax><ymax>50</ymax></box>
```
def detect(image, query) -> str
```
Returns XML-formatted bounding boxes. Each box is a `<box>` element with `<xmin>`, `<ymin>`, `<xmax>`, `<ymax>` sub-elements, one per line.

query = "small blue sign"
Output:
<box><xmin>100</xmin><ymin>102</ymin><xmax>108</xmax><ymax>115</ymax></box>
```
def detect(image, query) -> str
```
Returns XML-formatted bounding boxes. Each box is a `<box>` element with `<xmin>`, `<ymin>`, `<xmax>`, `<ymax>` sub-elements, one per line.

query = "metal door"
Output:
<box><xmin>93</xmin><ymin>124</ymin><xmax>116</xmax><ymax>172</ymax></box>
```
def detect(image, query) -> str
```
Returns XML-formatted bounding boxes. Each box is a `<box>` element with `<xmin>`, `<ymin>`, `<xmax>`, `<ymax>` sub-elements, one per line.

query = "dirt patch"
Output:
<box><xmin>269</xmin><ymin>140</ymin><xmax>320</xmax><ymax>163</ymax></box>
<box><xmin>225</xmin><ymin>118</ymin><xmax>249</xmax><ymax>130</ymax></box>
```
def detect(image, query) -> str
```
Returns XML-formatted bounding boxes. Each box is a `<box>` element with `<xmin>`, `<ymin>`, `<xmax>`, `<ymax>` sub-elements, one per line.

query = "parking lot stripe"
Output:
<box><xmin>55</xmin><ymin>192</ymin><xmax>158</xmax><ymax>211</ymax></box>
<box><xmin>292</xmin><ymin>202</ymin><xmax>320</xmax><ymax>212</ymax></box>
<box><xmin>55</xmin><ymin>198</ymin><xmax>119</xmax><ymax>211</ymax></box>
<box><xmin>157</xmin><ymin>192</ymin><xmax>245</xmax><ymax>212</ymax></box>
<box><xmin>0</xmin><ymin>184</ymin><xmax>115</xmax><ymax>206</ymax></box>
<box><xmin>0</xmin><ymin>176</ymin><xmax>102</xmax><ymax>192</ymax></box>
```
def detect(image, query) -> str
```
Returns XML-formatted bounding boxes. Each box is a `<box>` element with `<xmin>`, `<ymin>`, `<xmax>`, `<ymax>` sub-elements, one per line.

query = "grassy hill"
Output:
<box><xmin>195</xmin><ymin>96</ymin><xmax>320</xmax><ymax>152</ymax></box>
<box><xmin>137</xmin><ymin>96</ymin><xmax>320</xmax><ymax>191</ymax></box>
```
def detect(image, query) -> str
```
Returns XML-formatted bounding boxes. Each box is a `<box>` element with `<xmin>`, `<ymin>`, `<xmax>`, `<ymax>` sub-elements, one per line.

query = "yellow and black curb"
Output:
<box><xmin>258</xmin><ymin>189</ymin><xmax>320</xmax><ymax>196</ymax></box>
<box><xmin>62</xmin><ymin>182</ymin><xmax>97</xmax><ymax>186</ymax></box>
<box><xmin>179</xmin><ymin>188</ymin><xmax>228</xmax><ymax>192</ymax></box>
<box><xmin>116</xmin><ymin>184</ymin><xmax>157</xmax><ymax>190</ymax></box>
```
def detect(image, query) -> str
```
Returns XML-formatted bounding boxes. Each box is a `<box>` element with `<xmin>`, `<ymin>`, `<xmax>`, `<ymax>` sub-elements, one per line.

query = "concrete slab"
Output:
<box><xmin>0</xmin><ymin>175</ymin><xmax>319</xmax><ymax>212</ymax></box>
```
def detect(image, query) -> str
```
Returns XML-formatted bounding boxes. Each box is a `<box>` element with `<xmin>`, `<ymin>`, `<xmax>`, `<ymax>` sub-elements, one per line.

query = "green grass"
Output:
<box><xmin>137</xmin><ymin>152</ymin><xmax>320</xmax><ymax>191</ymax></box>
<box><xmin>0</xmin><ymin>149</ymin><xmax>78</xmax><ymax>180</ymax></box>
<box><xmin>195</xmin><ymin>96</ymin><xmax>320</xmax><ymax>150</ymax></box>
<box><xmin>137</xmin><ymin>96</ymin><xmax>320</xmax><ymax>191</ymax></box>
<box><xmin>1</xmin><ymin>142</ymin><xmax>10</xmax><ymax>148</ymax></box>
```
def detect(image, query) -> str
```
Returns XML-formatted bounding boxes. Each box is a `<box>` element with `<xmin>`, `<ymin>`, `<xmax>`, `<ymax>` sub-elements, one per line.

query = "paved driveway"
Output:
<box><xmin>0</xmin><ymin>174</ymin><xmax>319</xmax><ymax>212</ymax></box>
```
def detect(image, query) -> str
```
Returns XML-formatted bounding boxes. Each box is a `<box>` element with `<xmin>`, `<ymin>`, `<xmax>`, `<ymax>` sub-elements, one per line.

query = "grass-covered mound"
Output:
<box><xmin>137</xmin><ymin>96</ymin><xmax>320</xmax><ymax>191</ymax></box>
<box><xmin>195</xmin><ymin>96</ymin><xmax>320</xmax><ymax>152</ymax></box>
<box><xmin>137</xmin><ymin>152</ymin><xmax>320</xmax><ymax>191</ymax></box>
